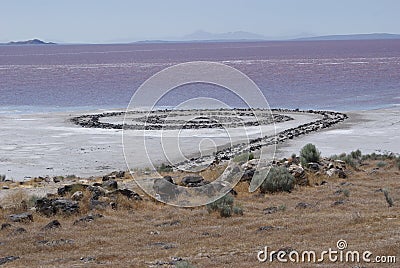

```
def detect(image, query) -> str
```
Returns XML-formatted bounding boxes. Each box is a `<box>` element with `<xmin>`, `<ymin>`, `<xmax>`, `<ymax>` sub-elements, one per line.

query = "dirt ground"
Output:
<box><xmin>0</xmin><ymin>158</ymin><xmax>399</xmax><ymax>267</ymax></box>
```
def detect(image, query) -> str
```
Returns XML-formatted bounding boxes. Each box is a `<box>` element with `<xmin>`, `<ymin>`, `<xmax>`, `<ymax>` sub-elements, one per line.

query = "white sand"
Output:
<box><xmin>0</xmin><ymin>107</ymin><xmax>398</xmax><ymax>180</ymax></box>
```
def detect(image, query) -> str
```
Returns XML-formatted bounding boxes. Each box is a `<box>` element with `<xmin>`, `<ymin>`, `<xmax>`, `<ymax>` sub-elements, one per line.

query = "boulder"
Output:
<box><xmin>307</xmin><ymin>162</ymin><xmax>320</xmax><ymax>171</ymax></box>
<box><xmin>181</xmin><ymin>175</ymin><xmax>204</xmax><ymax>186</ymax></box>
<box><xmin>87</xmin><ymin>185</ymin><xmax>106</xmax><ymax>200</ymax></box>
<box><xmin>35</xmin><ymin>198</ymin><xmax>79</xmax><ymax>216</ymax></box>
<box><xmin>240</xmin><ymin>169</ymin><xmax>254</xmax><ymax>182</ymax></box>
<box><xmin>114</xmin><ymin>189</ymin><xmax>142</xmax><ymax>200</ymax></box>
<box><xmin>42</xmin><ymin>220</ymin><xmax>61</xmax><ymax>230</ymax></box>
<box><xmin>263</xmin><ymin>207</ymin><xmax>278</xmax><ymax>214</ymax></box>
<box><xmin>163</xmin><ymin>175</ymin><xmax>174</xmax><ymax>184</ymax></box>
<box><xmin>102</xmin><ymin>180</ymin><xmax>118</xmax><ymax>190</ymax></box>
<box><xmin>295</xmin><ymin>202</ymin><xmax>312</xmax><ymax>209</ymax></box>
<box><xmin>57</xmin><ymin>184</ymin><xmax>88</xmax><ymax>196</ymax></box>
<box><xmin>10</xmin><ymin>227</ymin><xmax>27</xmax><ymax>236</ymax></box>
<box><xmin>153</xmin><ymin>178</ymin><xmax>180</xmax><ymax>201</ymax></box>
<box><xmin>73</xmin><ymin>214</ymin><xmax>103</xmax><ymax>225</ymax></box>
<box><xmin>0</xmin><ymin>256</ymin><xmax>20</xmax><ymax>266</ymax></box>
<box><xmin>1</xmin><ymin>223</ymin><xmax>12</xmax><ymax>230</ymax></box>
<box><xmin>8</xmin><ymin>212</ymin><xmax>33</xmax><ymax>223</ymax></box>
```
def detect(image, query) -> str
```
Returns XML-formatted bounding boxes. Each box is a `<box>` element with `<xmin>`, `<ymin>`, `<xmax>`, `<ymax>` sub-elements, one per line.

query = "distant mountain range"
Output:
<box><xmin>294</xmin><ymin>33</ymin><xmax>400</xmax><ymax>41</ymax></box>
<box><xmin>181</xmin><ymin>30</ymin><xmax>267</xmax><ymax>41</ymax></box>
<box><xmin>3</xmin><ymin>33</ymin><xmax>400</xmax><ymax>45</ymax></box>
<box><xmin>137</xmin><ymin>31</ymin><xmax>400</xmax><ymax>43</ymax></box>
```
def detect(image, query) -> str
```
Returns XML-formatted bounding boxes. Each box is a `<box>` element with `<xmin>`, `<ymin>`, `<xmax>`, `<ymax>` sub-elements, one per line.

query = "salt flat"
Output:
<box><xmin>0</xmin><ymin>107</ymin><xmax>398</xmax><ymax>180</ymax></box>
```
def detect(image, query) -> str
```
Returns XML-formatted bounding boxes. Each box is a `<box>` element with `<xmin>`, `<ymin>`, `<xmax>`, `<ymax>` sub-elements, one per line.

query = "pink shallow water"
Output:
<box><xmin>0</xmin><ymin>40</ymin><xmax>399</xmax><ymax>112</ymax></box>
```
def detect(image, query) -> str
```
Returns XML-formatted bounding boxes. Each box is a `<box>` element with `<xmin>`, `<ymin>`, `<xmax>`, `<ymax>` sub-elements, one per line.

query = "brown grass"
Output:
<box><xmin>0</xmin><ymin>159</ymin><xmax>399</xmax><ymax>267</ymax></box>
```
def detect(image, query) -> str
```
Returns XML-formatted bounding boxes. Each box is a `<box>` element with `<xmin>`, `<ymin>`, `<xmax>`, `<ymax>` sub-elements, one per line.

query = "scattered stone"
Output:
<box><xmin>53</xmin><ymin>176</ymin><xmax>62</xmax><ymax>183</ymax></box>
<box><xmin>150</xmin><ymin>242</ymin><xmax>176</xmax><ymax>250</ymax></box>
<box><xmin>73</xmin><ymin>214</ymin><xmax>103</xmax><ymax>225</ymax></box>
<box><xmin>153</xmin><ymin>178</ymin><xmax>179</xmax><ymax>201</ymax></box>
<box><xmin>0</xmin><ymin>256</ymin><xmax>19</xmax><ymax>266</ymax></box>
<box><xmin>333</xmin><ymin>200</ymin><xmax>346</xmax><ymax>206</ymax></box>
<box><xmin>1</xmin><ymin>223</ymin><xmax>12</xmax><ymax>230</ymax></box>
<box><xmin>295</xmin><ymin>202</ymin><xmax>312</xmax><ymax>209</ymax></box>
<box><xmin>89</xmin><ymin>199</ymin><xmax>109</xmax><ymax>210</ymax></box>
<box><xmin>87</xmin><ymin>186</ymin><xmax>106</xmax><ymax>200</ymax></box>
<box><xmin>181</xmin><ymin>175</ymin><xmax>204</xmax><ymax>186</ymax></box>
<box><xmin>102</xmin><ymin>180</ymin><xmax>118</xmax><ymax>190</ymax></box>
<box><xmin>2</xmin><ymin>186</ymin><xmax>9</xmax><ymax>190</ymax></box>
<box><xmin>163</xmin><ymin>175</ymin><xmax>174</xmax><ymax>184</ymax></box>
<box><xmin>320</xmin><ymin>180</ymin><xmax>328</xmax><ymax>185</ymax></box>
<box><xmin>257</xmin><ymin>226</ymin><xmax>274</xmax><ymax>232</ymax></box>
<box><xmin>42</xmin><ymin>220</ymin><xmax>61</xmax><ymax>230</ymax></box>
<box><xmin>240</xmin><ymin>169</ymin><xmax>254</xmax><ymax>182</ymax></box>
<box><xmin>10</xmin><ymin>227</ymin><xmax>27</xmax><ymax>236</ymax></box>
<box><xmin>155</xmin><ymin>220</ymin><xmax>180</xmax><ymax>227</ymax></box>
<box><xmin>307</xmin><ymin>162</ymin><xmax>320</xmax><ymax>171</ymax></box>
<box><xmin>338</xmin><ymin>169</ymin><xmax>347</xmax><ymax>178</ymax></box>
<box><xmin>57</xmin><ymin>184</ymin><xmax>88</xmax><ymax>196</ymax></box>
<box><xmin>36</xmin><ymin>198</ymin><xmax>79</xmax><ymax>216</ymax></box>
<box><xmin>8</xmin><ymin>212</ymin><xmax>33</xmax><ymax>223</ymax></box>
<box><xmin>263</xmin><ymin>206</ymin><xmax>278</xmax><ymax>214</ymax></box>
<box><xmin>71</xmin><ymin>191</ymin><xmax>84</xmax><ymax>201</ymax></box>
<box><xmin>113</xmin><ymin>189</ymin><xmax>142</xmax><ymax>200</ymax></box>
<box><xmin>37</xmin><ymin>239</ymin><xmax>74</xmax><ymax>246</ymax></box>
<box><xmin>80</xmin><ymin>256</ymin><xmax>96</xmax><ymax>263</ymax></box>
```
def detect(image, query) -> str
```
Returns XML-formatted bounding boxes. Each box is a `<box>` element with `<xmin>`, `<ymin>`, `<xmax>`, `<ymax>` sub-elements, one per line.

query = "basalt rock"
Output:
<box><xmin>8</xmin><ymin>212</ymin><xmax>33</xmax><ymax>223</ymax></box>
<box><xmin>35</xmin><ymin>198</ymin><xmax>79</xmax><ymax>216</ymax></box>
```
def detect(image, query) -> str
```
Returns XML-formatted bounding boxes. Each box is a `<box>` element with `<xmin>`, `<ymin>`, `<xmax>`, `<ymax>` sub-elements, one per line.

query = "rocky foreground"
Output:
<box><xmin>0</xmin><ymin>152</ymin><xmax>399</xmax><ymax>267</ymax></box>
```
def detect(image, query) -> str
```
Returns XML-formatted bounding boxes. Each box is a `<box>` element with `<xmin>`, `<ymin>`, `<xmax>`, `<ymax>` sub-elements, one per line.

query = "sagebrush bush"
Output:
<box><xmin>396</xmin><ymin>157</ymin><xmax>400</xmax><ymax>170</ymax></box>
<box><xmin>206</xmin><ymin>193</ymin><xmax>242</xmax><ymax>218</ymax></box>
<box><xmin>233</xmin><ymin>152</ymin><xmax>254</xmax><ymax>163</ymax></box>
<box><xmin>376</xmin><ymin>161</ymin><xmax>387</xmax><ymax>168</ymax></box>
<box><xmin>157</xmin><ymin>163</ymin><xmax>173</xmax><ymax>173</ymax></box>
<box><xmin>300</xmin><ymin>143</ymin><xmax>320</xmax><ymax>166</ymax></box>
<box><xmin>260</xmin><ymin>167</ymin><xmax>294</xmax><ymax>193</ymax></box>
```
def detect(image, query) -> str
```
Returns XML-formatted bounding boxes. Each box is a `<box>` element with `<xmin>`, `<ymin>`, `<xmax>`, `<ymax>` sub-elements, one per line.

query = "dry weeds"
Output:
<box><xmin>0</xmin><ymin>159</ymin><xmax>399</xmax><ymax>267</ymax></box>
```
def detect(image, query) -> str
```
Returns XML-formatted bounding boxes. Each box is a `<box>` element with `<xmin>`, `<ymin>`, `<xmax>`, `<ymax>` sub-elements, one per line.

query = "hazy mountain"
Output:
<box><xmin>180</xmin><ymin>30</ymin><xmax>268</xmax><ymax>41</ymax></box>
<box><xmin>295</xmin><ymin>33</ymin><xmax>400</xmax><ymax>41</ymax></box>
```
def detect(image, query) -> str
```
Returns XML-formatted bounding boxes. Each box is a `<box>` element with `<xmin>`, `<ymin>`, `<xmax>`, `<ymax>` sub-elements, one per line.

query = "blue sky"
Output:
<box><xmin>1</xmin><ymin>0</ymin><xmax>399</xmax><ymax>43</ymax></box>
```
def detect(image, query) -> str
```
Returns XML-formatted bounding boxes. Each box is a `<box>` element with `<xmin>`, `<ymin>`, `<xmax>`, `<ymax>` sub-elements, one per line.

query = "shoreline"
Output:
<box><xmin>0</xmin><ymin>106</ymin><xmax>399</xmax><ymax>180</ymax></box>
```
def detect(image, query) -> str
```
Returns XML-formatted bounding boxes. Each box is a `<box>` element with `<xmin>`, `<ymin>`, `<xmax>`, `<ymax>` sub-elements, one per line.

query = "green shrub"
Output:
<box><xmin>350</xmin><ymin>149</ymin><xmax>362</xmax><ymax>160</ymax></box>
<box><xmin>233</xmin><ymin>152</ymin><xmax>254</xmax><ymax>163</ymax></box>
<box><xmin>342</xmin><ymin>189</ymin><xmax>350</xmax><ymax>197</ymax></box>
<box><xmin>207</xmin><ymin>193</ymin><xmax>242</xmax><ymax>218</ymax></box>
<box><xmin>300</xmin><ymin>143</ymin><xmax>321</xmax><ymax>166</ymax></box>
<box><xmin>157</xmin><ymin>163</ymin><xmax>173</xmax><ymax>172</ymax></box>
<box><xmin>376</xmin><ymin>161</ymin><xmax>387</xmax><ymax>168</ymax></box>
<box><xmin>220</xmin><ymin>205</ymin><xmax>232</xmax><ymax>218</ymax></box>
<box><xmin>278</xmin><ymin>204</ymin><xmax>287</xmax><ymax>211</ymax></box>
<box><xmin>260</xmin><ymin>167</ymin><xmax>294</xmax><ymax>193</ymax></box>
<box><xmin>175</xmin><ymin>261</ymin><xmax>196</xmax><ymax>268</ymax></box>
<box><xmin>233</xmin><ymin>205</ymin><xmax>243</xmax><ymax>215</ymax></box>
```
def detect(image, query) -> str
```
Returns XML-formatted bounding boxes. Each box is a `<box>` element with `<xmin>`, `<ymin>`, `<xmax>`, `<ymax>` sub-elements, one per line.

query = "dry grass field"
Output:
<box><xmin>0</xmin><ymin>158</ymin><xmax>399</xmax><ymax>267</ymax></box>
